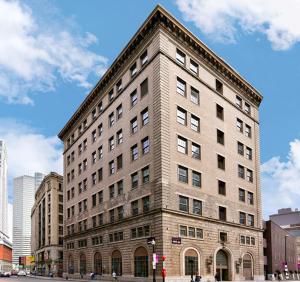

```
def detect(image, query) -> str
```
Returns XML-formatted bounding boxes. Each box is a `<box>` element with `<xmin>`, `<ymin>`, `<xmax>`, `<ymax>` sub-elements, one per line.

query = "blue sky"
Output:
<box><xmin>1</xmin><ymin>0</ymin><xmax>300</xmax><ymax>218</ymax></box>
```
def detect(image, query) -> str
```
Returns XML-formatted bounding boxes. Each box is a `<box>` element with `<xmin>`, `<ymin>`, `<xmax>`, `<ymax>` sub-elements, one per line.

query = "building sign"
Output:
<box><xmin>147</xmin><ymin>237</ymin><xmax>155</xmax><ymax>245</ymax></box>
<box><xmin>172</xmin><ymin>237</ymin><xmax>182</xmax><ymax>244</ymax></box>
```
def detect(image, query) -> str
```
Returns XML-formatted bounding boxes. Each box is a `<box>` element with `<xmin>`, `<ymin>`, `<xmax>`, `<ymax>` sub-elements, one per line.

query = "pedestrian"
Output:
<box><xmin>215</xmin><ymin>273</ymin><xmax>220</xmax><ymax>282</ymax></box>
<box><xmin>90</xmin><ymin>272</ymin><xmax>95</xmax><ymax>280</ymax></box>
<box><xmin>112</xmin><ymin>270</ymin><xmax>117</xmax><ymax>280</ymax></box>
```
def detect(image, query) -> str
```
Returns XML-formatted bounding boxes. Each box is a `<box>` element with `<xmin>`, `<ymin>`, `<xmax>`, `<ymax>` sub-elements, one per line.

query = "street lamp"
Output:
<box><xmin>151</xmin><ymin>239</ymin><xmax>156</xmax><ymax>282</ymax></box>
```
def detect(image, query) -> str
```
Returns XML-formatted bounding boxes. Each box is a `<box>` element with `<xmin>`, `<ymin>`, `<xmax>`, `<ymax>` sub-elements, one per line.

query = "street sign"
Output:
<box><xmin>147</xmin><ymin>237</ymin><xmax>155</xmax><ymax>244</ymax></box>
<box><xmin>172</xmin><ymin>237</ymin><xmax>182</xmax><ymax>244</ymax></box>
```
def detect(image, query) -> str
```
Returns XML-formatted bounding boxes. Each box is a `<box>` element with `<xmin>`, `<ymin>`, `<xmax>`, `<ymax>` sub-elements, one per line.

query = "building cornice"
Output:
<box><xmin>58</xmin><ymin>5</ymin><xmax>262</xmax><ymax>140</ymax></box>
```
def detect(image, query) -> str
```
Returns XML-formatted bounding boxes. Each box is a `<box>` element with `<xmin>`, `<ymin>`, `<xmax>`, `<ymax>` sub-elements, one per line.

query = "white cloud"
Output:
<box><xmin>261</xmin><ymin>139</ymin><xmax>300</xmax><ymax>218</ymax></box>
<box><xmin>176</xmin><ymin>0</ymin><xmax>300</xmax><ymax>50</ymax></box>
<box><xmin>0</xmin><ymin>0</ymin><xmax>108</xmax><ymax>105</ymax></box>
<box><xmin>0</xmin><ymin>119</ymin><xmax>63</xmax><ymax>186</ymax></box>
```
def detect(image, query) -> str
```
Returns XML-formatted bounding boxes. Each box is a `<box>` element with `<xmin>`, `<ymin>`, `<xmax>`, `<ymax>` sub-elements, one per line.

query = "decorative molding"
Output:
<box><xmin>58</xmin><ymin>5</ymin><xmax>262</xmax><ymax>140</ymax></box>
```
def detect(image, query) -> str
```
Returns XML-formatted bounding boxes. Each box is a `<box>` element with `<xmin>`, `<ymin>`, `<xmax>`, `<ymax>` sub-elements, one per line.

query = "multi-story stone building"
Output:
<box><xmin>13</xmin><ymin>172</ymin><xmax>45</xmax><ymax>265</ymax></box>
<box><xmin>58</xmin><ymin>5</ymin><xmax>264</xmax><ymax>281</ymax></box>
<box><xmin>31</xmin><ymin>172</ymin><xmax>64</xmax><ymax>277</ymax></box>
<box><xmin>263</xmin><ymin>220</ymin><xmax>298</xmax><ymax>279</ymax></box>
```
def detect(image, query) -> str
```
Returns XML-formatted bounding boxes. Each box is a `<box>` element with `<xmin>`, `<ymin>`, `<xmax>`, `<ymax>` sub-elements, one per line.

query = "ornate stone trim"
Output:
<box><xmin>59</xmin><ymin>5</ymin><xmax>262</xmax><ymax>140</ymax></box>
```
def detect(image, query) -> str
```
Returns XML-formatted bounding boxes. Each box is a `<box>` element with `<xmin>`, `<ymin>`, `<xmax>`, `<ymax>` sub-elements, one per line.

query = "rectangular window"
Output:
<box><xmin>246</xmin><ymin>147</ymin><xmax>252</xmax><ymax>160</ymax></box>
<box><xmin>248</xmin><ymin>192</ymin><xmax>254</xmax><ymax>205</ymax></box>
<box><xmin>246</xmin><ymin>169</ymin><xmax>253</xmax><ymax>182</ymax></box>
<box><xmin>141</xmin><ymin>107</ymin><xmax>149</xmax><ymax>126</ymax></box>
<box><xmin>109</xmin><ymin>136</ymin><xmax>115</xmax><ymax>151</ymax></box>
<box><xmin>176</xmin><ymin>49</ymin><xmax>186</xmax><ymax>65</ymax></box>
<box><xmin>131</xmin><ymin>172</ymin><xmax>138</xmax><ymax>189</ymax></box>
<box><xmin>239</xmin><ymin>212</ymin><xmax>246</xmax><ymax>225</ymax></box>
<box><xmin>240</xmin><ymin>235</ymin><xmax>246</xmax><ymax>245</ymax></box>
<box><xmin>116</xmin><ymin>79</ymin><xmax>122</xmax><ymax>93</ymax></box>
<box><xmin>116</xmin><ymin>104</ymin><xmax>123</xmax><ymax>120</ymax></box>
<box><xmin>236</xmin><ymin>95</ymin><xmax>242</xmax><ymax>108</ymax></box>
<box><xmin>142</xmin><ymin>166</ymin><xmax>150</xmax><ymax>184</ymax></box>
<box><xmin>217</xmin><ymin>155</ymin><xmax>225</xmax><ymax>170</ymax></box>
<box><xmin>218</xmin><ymin>180</ymin><xmax>226</xmax><ymax>196</ymax></box>
<box><xmin>178</xmin><ymin>165</ymin><xmax>188</xmax><ymax>183</ymax></box>
<box><xmin>98</xmin><ymin>213</ymin><xmax>103</xmax><ymax>225</ymax></box>
<box><xmin>117</xmin><ymin>180</ymin><xmax>123</xmax><ymax>195</ymax></box>
<box><xmin>177</xmin><ymin>136</ymin><xmax>187</xmax><ymax>154</ymax></box>
<box><xmin>179</xmin><ymin>196</ymin><xmax>189</xmax><ymax>212</ymax></box>
<box><xmin>190</xmin><ymin>59</ymin><xmax>198</xmax><ymax>74</ymax></box>
<box><xmin>98</xmin><ymin>101</ymin><xmax>103</xmax><ymax>113</ymax></box>
<box><xmin>83</xmin><ymin>139</ymin><xmax>87</xmax><ymax>151</ymax></box>
<box><xmin>177</xmin><ymin>77</ymin><xmax>186</xmax><ymax>96</ymax></box>
<box><xmin>220</xmin><ymin>232</ymin><xmax>227</xmax><ymax>242</ymax></box>
<box><xmin>109</xmin><ymin>209</ymin><xmax>115</xmax><ymax>223</ymax></box>
<box><xmin>92</xmin><ymin>151</ymin><xmax>97</xmax><ymax>164</ymax></box>
<box><xmin>191</xmin><ymin>87</ymin><xmax>199</xmax><ymax>104</ymax></box>
<box><xmin>189</xmin><ymin>227</ymin><xmax>195</xmax><ymax>238</ymax></box>
<box><xmin>191</xmin><ymin>115</ymin><xmax>200</xmax><ymax>132</ymax></box>
<box><xmin>245</xmin><ymin>124</ymin><xmax>252</xmax><ymax>138</ymax></box>
<box><xmin>117</xmin><ymin>154</ymin><xmax>123</xmax><ymax>170</ymax></box>
<box><xmin>92</xmin><ymin>108</ymin><xmax>97</xmax><ymax>120</ymax></box>
<box><xmin>140</xmin><ymin>50</ymin><xmax>148</xmax><ymax>66</ymax></box>
<box><xmin>92</xmin><ymin>194</ymin><xmax>96</xmax><ymax>207</ymax></box>
<box><xmin>219</xmin><ymin>206</ymin><xmax>227</xmax><ymax>221</ymax></box>
<box><xmin>109</xmin><ymin>112</ymin><xmax>115</xmax><ymax>127</ymax></box>
<box><xmin>131</xmin><ymin>200</ymin><xmax>139</xmax><ymax>216</ymax></box>
<box><xmin>109</xmin><ymin>184</ymin><xmax>115</xmax><ymax>199</ymax></box>
<box><xmin>216</xmin><ymin>79</ymin><xmax>223</xmax><ymax>94</ymax></box>
<box><xmin>217</xmin><ymin>129</ymin><xmax>224</xmax><ymax>145</ymax></box>
<box><xmin>131</xmin><ymin>144</ymin><xmax>138</xmax><ymax>161</ymax></box>
<box><xmin>140</xmin><ymin>78</ymin><xmax>148</xmax><ymax>97</ymax></box>
<box><xmin>191</xmin><ymin>143</ymin><xmax>201</xmax><ymax>159</ymax></box>
<box><xmin>177</xmin><ymin>107</ymin><xmax>187</xmax><ymax>125</ymax></box>
<box><xmin>239</xmin><ymin>188</ymin><xmax>246</xmax><ymax>202</ymax></box>
<box><xmin>98</xmin><ymin>168</ymin><xmax>103</xmax><ymax>182</ymax></box>
<box><xmin>109</xmin><ymin>89</ymin><xmax>114</xmax><ymax>101</ymax></box>
<box><xmin>92</xmin><ymin>172</ymin><xmax>96</xmax><ymax>185</ymax></box>
<box><xmin>251</xmin><ymin>237</ymin><xmax>255</xmax><ymax>245</ymax></box>
<box><xmin>245</xmin><ymin>102</ymin><xmax>251</xmax><ymax>114</ymax></box>
<box><xmin>109</xmin><ymin>160</ymin><xmax>115</xmax><ymax>175</ymax></box>
<box><xmin>216</xmin><ymin>104</ymin><xmax>224</xmax><ymax>120</ymax></box>
<box><xmin>131</xmin><ymin>89</ymin><xmax>138</xmax><ymax>107</ymax></box>
<box><xmin>237</xmin><ymin>142</ymin><xmax>244</xmax><ymax>155</ymax></box>
<box><xmin>237</xmin><ymin>118</ymin><xmax>243</xmax><ymax>132</ymax></box>
<box><xmin>192</xmin><ymin>171</ymin><xmax>201</xmax><ymax>188</ymax></box>
<box><xmin>117</xmin><ymin>129</ymin><xmax>123</xmax><ymax>145</ymax></box>
<box><xmin>130</xmin><ymin>62</ymin><xmax>137</xmax><ymax>77</ymax></box>
<box><xmin>180</xmin><ymin>225</ymin><xmax>187</xmax><ymax>237</ymax></box>
<box><xmin>131</xmin><ymin>117</ymin><xmax>138</xmax><ymax>134</ymax></box>
<box><xmin>78</xmin><ymin>143</ymin><xmax>83</xmax><ymax>155</ymax></box>
<box><xmin>193</xmin><ymin>199</ymin><xmax>202</xmax><ymax>215</ymax></box>
<box><xmin>248</xmin><ymin>214</ymin><xmax>254</xmax><ymax>226</ymax></box>
<box><xmin>118</xmin><ymin>206</ymin><xmax>124</xmax><ymax>220</ymax></box>
<box><xmin>143</xmin><ymin>196</ymin><xmax>150</xmax><ymax>212</ymax></box>
<box><xmin>238</xmin><ymin>165</ymin><xmax>245</xmax><ymax>179</ymax></box>
<box><xmin>142</xmin><ymin>137</ymin><xmax>150</xmax><ymax>154</ymax></box>
<box><xmin>196</xmin><ymin>228</ymin><xmax>203</xmax><ymax>239</ymax></box>
<box><xmin>98</xmin><ymin>146</ymin><xmax>103</xmax><ymax>159</ymax></box>
<box><xmin>98</xmin><ymin>191</ymin><xmax>103</xmax><ymax>204</ymax></box>
<box><xmin>98</xmin><ymin>123</ymin><xmax>103</xmax><ymax>137</ymax></box>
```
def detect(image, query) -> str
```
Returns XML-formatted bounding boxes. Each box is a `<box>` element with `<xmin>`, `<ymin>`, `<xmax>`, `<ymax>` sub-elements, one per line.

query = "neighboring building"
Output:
<box><xmin>31</xmin><ymin>172</ymin><xmax>63</xmax><ymax>277</ymax></box>
<box><xmin>58</xmin><ymin>5</ymin><xmax>264</xmax><ymax>281</ymax></box>
<box><xmin>0</xmin><ymin>140</ymin><xmax>8</xmax><ymax>237</ymax></box>
<box><xmin>0</xmin><ymin>231</ymin><xmax>12</xmax><ymax>273</ymax></box>
<box><xmin>264</xmin><ymin>220</ymin><xmax>298</xmax><ymax>278</ymax></box>
<box><xmin>13</xmin><ymin>172</ymin><xmax>45</xmax><ymax>265</ymax></box>
<box><xmin>270</xmin><ymin>208</ymin><xmax>300</xmax><ymax>269</ymax></box>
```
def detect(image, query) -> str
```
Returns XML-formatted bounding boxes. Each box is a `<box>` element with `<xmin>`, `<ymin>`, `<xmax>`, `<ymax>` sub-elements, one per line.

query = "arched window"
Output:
<box><xmin>185</xmin><ymin>249</ymin><xmax>199</xmax><ymax>276</ymax></box>
<box><xmin>68</xmin><ymin>255</ymin><xmax>74</xmax><ymax>274</ymax></box>
<box><xmin>94</xmin><ymin>252</ymin><xmax>102</xmax><ymax>275</ymax></box>
<box><xmin>134</xmin><ymin>247</ymin><xmax>148</xmax><ymax>277</ymax></box>
<box><xmin>216</xmin><ymin>249</ymin><xmax>229</xmax><ymax>281</ymax></box>
<box><xmin>111</xmin><ymin>250</ymin><xmax>122</xmax><ymax>276</ymax></box>
<box><xmin>80</xmin><ymin>254</ymin><xmax>86</xmax><ymax>275</ymax></box>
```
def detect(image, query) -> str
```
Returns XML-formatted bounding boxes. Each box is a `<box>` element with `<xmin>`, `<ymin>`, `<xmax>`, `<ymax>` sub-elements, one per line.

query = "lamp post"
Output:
<box><xmin>151</xmin><ymin>239</ymin><xmax>156</xmax><ymax>282</ymax></box>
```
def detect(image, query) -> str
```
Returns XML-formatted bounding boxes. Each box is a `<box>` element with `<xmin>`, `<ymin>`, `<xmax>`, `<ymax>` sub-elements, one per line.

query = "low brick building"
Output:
<box><xmin>264</xmin><ymin>220</ymin><xmax>298</xmax><ymax>278</ymax></box>
<box><xmin>0</xmin><ymin>231</ymin><xmax>12</xmax><ymax>273</ymax></box>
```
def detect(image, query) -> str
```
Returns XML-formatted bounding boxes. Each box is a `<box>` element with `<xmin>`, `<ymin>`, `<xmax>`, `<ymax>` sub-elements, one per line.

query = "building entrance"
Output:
<box><xmin>216</xmin><ymin>249</ymin><xmax>229</xmax><ymax>281</ymax></box>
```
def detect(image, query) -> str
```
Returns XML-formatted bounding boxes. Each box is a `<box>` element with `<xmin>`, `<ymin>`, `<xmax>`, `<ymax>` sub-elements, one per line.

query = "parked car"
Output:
<box><xmin>3</xmin><ymin>271</ymin><xmax>11</xmax><ymax>277</ymax></box>
<box><xmin>17</xmin><ymin>270</ymin><xmax>26</xmax><ymax>276</ymax></box>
